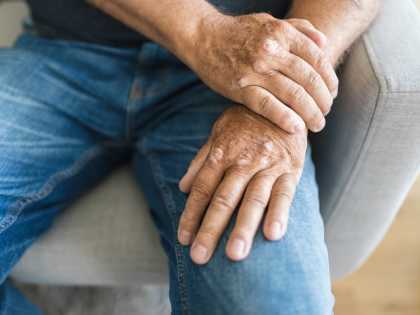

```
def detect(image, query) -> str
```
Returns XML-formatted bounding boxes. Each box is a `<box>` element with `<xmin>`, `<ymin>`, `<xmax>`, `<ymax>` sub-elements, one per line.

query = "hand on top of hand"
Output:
<box><xmin>177</xmin><ymin>106</ymin><xmax>307</xmax><ymax>264</ymax></box>
<box><xmin>186</xmin><ymin>12</ymin><xmax>338</xmax><ymax>133</ymax></box>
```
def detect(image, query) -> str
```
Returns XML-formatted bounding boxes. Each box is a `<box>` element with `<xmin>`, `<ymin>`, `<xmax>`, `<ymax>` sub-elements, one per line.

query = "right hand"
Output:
<box><xmin>185</xmin><ymin>13</ymin><xmax>339</xmax><ymax>133</ymax></box>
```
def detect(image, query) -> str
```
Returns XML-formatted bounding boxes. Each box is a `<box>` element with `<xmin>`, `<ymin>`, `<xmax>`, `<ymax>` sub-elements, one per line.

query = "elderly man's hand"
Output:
<box><xmin>184</xmin><ymin>13</ymin><xmax>338</xmax><ymax>133</ymax></box>
<box><xmin>177</xmin><ymin>105</ymin><xmax>307</xmax><ymax>264</ymax></box>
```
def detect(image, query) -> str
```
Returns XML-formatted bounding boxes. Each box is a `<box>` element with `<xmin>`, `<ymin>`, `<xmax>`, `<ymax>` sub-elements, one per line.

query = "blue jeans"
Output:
<box><xmin>0</xmin><ymin>33</ymin><xmax>334</xmax><ymax>315</ymax></box>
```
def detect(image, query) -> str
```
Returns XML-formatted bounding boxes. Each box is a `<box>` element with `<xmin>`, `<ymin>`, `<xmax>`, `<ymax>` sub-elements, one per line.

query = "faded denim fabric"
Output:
<box><xmin>0</xmin><ymin>33</ymin><xmax>334</xmax><ymax>315</ymax></box>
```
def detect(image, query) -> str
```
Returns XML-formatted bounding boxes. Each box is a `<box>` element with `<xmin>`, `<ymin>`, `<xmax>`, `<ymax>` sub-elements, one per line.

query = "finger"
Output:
<box><xmin>263</xmin><ymin>173</ymin><xmax>298</xmax><ymax>240</ymax></box>
<box><xmin>179</xmin><ymin>141</ymin><xmax>211</xmax><ymax>193</ymax></box>
<box><xmin>243</xmin><ymin>73</ymin><xmax>326</xmax><ymax>132</ymax></box>
<box><xmin>256</xmin><ymin>52</ymin><xmax>333</xmax><ymax>115</ymax></box>
<box><xmin>288</xmin><ymin>19</ymin><xmax>327</xmax><ymax>49</ymax></box>
<box><xmin>288</xmin><ymin>27</ymin><xmax>339</xmax><ymax>97</ymax></box>
<box><xmin>190</xmin><ymin>167</ymin><xmax>254</xmax><ymax>264</ymax></box>
<box><xmin>226</xmin><ymin>172</ymin><xmax>277</xmax><ymax>261</ymax></box>
<box><xmin>177</xmin><ymin>148</ymin><xmax>225</xmax><ymax>246</ymax></box>
<box><xmin>240</xmin><ymin>85</ymin><xmax>305</xmax><ymax>133</ymax></box>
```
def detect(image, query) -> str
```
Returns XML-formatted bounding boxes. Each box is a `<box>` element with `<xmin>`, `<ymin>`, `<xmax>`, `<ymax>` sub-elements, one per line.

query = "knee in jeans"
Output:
<box><xmin>189</xmin><ymin>234</ymin><xmax>334</xmax><ymax>315</ymax></box>
<box><xmin>230</xmin><ymin>269</ymin><xmax>333</xmax><ymax>315</ymax></box>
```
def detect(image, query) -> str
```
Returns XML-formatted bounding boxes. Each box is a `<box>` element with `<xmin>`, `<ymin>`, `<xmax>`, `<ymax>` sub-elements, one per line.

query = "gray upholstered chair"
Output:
<box><xmin>4</xmin><ymin>0</ymin><xmax>420</xmax><ymax>286</ymax></box>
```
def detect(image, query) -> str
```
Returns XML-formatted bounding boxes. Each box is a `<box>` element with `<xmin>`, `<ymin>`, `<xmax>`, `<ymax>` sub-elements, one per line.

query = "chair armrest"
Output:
<box><xmin>311</xmin><ymin>0</ymin><xmax>420</xmax><ymax>279</ymax></box>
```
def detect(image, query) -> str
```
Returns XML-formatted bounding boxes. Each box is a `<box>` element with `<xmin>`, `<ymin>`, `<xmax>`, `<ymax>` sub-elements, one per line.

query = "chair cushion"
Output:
<box><xmin>11</xmin><ymin>166</ymin><xmax>168</xmax><ymax>286</ymax></box>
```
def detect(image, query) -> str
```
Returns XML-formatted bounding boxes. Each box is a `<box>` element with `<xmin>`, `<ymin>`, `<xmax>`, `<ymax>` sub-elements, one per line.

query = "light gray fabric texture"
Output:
<box><xmin>15</xmin><ymin>282</ymin><xmax>171</xmax><ymax>315</ymax></box>
<box><xmin>10</xmin><ymin>0</ymin><xmax>420</xmax><ymax>285</ymax></box>
<box><xmin>311</xmin><ymin>0</ymin><xmax>420</xmax><ymax>278</ymax></box>
<box><xmin>11</xmin><ymin>167</ymin><xmax>168</xmax><ymax>286</ymax></box>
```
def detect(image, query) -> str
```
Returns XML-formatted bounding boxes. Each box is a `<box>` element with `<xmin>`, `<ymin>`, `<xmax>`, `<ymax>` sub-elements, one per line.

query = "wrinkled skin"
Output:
<box><xmin>178</xmin><ymin>105</ymin><xmax>307</xmax><ymax>264</ymax></box>
<box><xmin>187</xmin><ymin>13</ymin><xmax>339</xmax><ymax>133</ymax></box>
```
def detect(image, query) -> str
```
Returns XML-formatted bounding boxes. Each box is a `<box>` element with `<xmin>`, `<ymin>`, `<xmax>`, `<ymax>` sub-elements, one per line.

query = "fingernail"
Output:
<box><xmin>325</xmin><ymin>106</ymin><xmax>331</xmax><ymax>116</ymax></box>
<box><xmin>191</xmin><ymin>242</ymin><xmax>208</xmax><ymax>264</ymax></box>
<box><xmin>178</xmin><ymin>178</ymin><xmax>187</xmax><ymax>193</ymax></box>
<box><xmin>228</xmin><ymin>238</ymin><xmax>246</xmax><ymax>259</ymax></box>
<box><xmin>178</xmin><ymin>229</ymin><xmax>192</xmax><ymax>245</ymax></box>
<box><xmin>320</xmin><ymin>119</ymin><xmax>326</xmax><ymax>129</ymax></box>
<box><xmin>268</xmin><ymin>222</ymin><xmax>283</xmax><ymax>240</ymax></box>
<box><xmin>313</xmin><ymin>119</ymin><xmax>326</xmax><ymax>133</ymax></box>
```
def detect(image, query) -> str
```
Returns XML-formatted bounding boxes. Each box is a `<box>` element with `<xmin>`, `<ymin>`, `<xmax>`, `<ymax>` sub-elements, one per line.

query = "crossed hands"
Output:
<box><xmin>178</xmin><ymin>12</ymin><xmax>337</xmax><ymax>264</ymax></box>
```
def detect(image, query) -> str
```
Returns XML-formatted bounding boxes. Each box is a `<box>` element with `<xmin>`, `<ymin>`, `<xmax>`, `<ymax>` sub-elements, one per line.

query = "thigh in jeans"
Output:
<box><xmin>0</xmin><ymin>34</ymin><xmax>130</xmax><ymax>313</ymax></box>
<box><xmin>134</xmin><ymin>82</ymin><xmax>334</xmax><ymax>315</ymax></box>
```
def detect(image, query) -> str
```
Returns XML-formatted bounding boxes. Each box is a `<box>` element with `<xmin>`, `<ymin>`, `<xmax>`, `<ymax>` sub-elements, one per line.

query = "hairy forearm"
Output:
<box><xmin>87</xmin><ymin>0</ymin><xmax>219</xmax><ymax>64</ymax></box>
<box><xmin>288</xmin><ymin>0</ymin><xmax>380</xmax><ymax>65</ymax></box>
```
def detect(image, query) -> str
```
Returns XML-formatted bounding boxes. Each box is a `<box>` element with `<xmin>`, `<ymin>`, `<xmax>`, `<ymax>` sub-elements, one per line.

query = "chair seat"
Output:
<box><xmin>11</xmin><ymin>166</ymin><xmax>169</xmax><ymax>286</ymax></box>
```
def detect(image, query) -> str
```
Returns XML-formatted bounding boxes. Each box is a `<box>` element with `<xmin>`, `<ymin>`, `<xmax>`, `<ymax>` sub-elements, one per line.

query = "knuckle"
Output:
<box><xmin>260</xmin><ymin>38</ymin><xmax>280</xmax><ymax>55</ymax></box>
<box><xmin>252</xmin><ymin>60</ymin><xmax>267</xmax><ymax>73</ymax></box>
<box><xmin>287</xmin><ymin>85</ymin><xmax>306</xmax><ymax>103</ymax></box>
<box><xmin>180</xmin><ymin>211</ymin><xmax>198</xmax><ymax>227</ymax></box>
<box><xmin>314</xmin><ymin>53</ymin><xmax>329</xmax><ymax>72</ymax></box>
<box><xmin>212</xmin><ymin>194</ymin><xmax>236</xmax><ymax>211</ymax></box>
<box><xmin>261</xmin><ymin>139</ymin><xmax>274</xmax><ymax>153</ymax></box>
<box><xmin>196</xmin><ymin>229</ymin><xmax>219</xmax><ymax>244</ymax></box>
<box><xmin>282</xmin><ymin>111</ymin><xmax>299</xmax><ymax>130</ymax></box>
<box><xmin>231</xmin><ymin>163</ymin><xmax>250</xmax><ymax>175</ymax></box>
<box><xmin>278</xmin><ymin>173</ymin><xmax>296</xmax><ymax>186</ymax></box>
<box><xmin>256</xmin><ymin>139</ymin><xmax>276</xmax><ymax>162</ymax></box>
<box><xmin>245</xmin><ymin>194</ymin><xmax>267</xmax><ymax>208</ymax></box>
<box><xmin>237</xmin><ymin>74</ymin><xmax>252</xmax><ymax>88</ymax></box>
<box><xmin>272</xmin><ymin>189</ymin><xmax>293</xmax><ymax>202</ymax></box>
<box><xmin>236</xmin><ymin>155</ymin><xmax>254</xmax><ymax>167</ymax></box>
<box><xmin>288</xmin><ymin>56</ymin><xmax>301</xmax><ymax>70</ymax></box>
<box><xmin>306</xmin><ymin>71</ymin><xmax>321</xmax><ymax>87</ymax></box>
<box><xmin>282</xmin><ymin>110</ymin><xmax>295</xmax><ymax>123</ymax></box>
<box><xmin>258</xmin><ymin>95</ymin><xmax>273</xmax><ymax>116</ymax></box>
<box><xmin>207</xmin><ymin>147</ymin><xmax>224</xmax><ymax>166</ymax></box>
<box><xmin>191</xmin><ymin>181</ymin><xmax>212</xmax><ymax>201</ymax></box>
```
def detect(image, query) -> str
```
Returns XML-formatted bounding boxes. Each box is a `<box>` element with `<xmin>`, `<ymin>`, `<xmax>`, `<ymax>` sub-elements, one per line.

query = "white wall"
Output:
<box><xmin>0</xmin><ymin>2</ymin><xmax>28</xmax><ymax>46</ymax></box>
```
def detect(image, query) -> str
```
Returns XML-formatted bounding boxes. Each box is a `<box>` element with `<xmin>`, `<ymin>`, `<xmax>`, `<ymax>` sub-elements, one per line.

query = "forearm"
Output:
<box><xmin>87</xmin><ymin>0</ymin><xmax>219</xmax><ymax>64</ymax></box>
<box><xmin>288</xmin><ymin>0</ymin><xmax>380</xmax><ymax>65</ymax></box>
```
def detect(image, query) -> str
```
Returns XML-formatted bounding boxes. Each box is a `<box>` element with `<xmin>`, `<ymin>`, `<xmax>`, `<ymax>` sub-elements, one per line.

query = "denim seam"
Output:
<box><xmin>0</xmin><ymin>145</ymin><xmax>103</xmax><ymax>234</ymax></box>
<box><xmin>0</xmin><ymin>237</ymin><xmax>37</xmax><ymax>258</ymax></box>
<box><xmin>140</xmin><ymin>141</ymin><xmax>190</xmax><ymax>315</ymax></box>
<box><xmin>125</xmin><ymin>76</ymin><xmax>137</xmax><ymax>140</ymax></box>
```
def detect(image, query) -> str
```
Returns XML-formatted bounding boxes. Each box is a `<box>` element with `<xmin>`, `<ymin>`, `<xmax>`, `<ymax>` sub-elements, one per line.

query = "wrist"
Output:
<box><xmin>323</xmin><ymin>38</ymin><xmax>346</xmax><ymax>67</ymax></box>
<box><xmin>167</xmin><ymin>5</ymin><xmax>225</xmax><ymax>67</ymax></box>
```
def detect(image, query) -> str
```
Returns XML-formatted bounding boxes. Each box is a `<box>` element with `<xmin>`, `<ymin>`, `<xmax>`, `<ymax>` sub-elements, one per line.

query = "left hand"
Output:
<box><xmin>177</xmin><ymin>105</ymin><xmax>307</xmax><ymax>264</ymax></box>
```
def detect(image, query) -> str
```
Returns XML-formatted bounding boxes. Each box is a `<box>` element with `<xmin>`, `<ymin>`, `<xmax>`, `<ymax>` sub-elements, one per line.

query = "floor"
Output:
<box><xmin>333</xmin><ymin>178</ymin><xmax>420</xmax><ymax>315</ymax></box>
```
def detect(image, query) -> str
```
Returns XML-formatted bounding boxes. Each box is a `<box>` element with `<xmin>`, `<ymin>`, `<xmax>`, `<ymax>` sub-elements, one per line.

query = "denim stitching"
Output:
<box><xmin>140</xmin><ymin>141</ymin><xmax>190</xmax><ymax>315</ymax></box>
<box><xmin>0</xmin><ymin>145</ymin><xmax>103</xmax><ymax>234</ymax></box>
<box><xmin>125</xmin><ymin>71</ymin><xmax>138</xmax><ymax>141</ymax></box>
<box><xmin>0</xmin><ymin>237</ymin><xmax>37</xmax><ymax>258</ymax></box>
